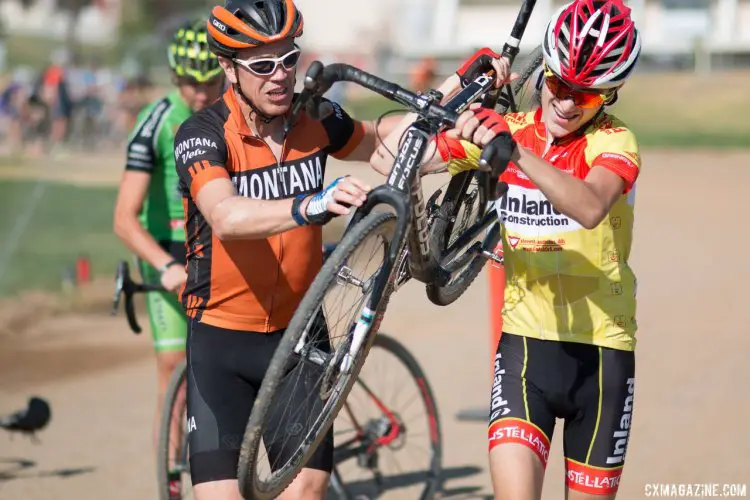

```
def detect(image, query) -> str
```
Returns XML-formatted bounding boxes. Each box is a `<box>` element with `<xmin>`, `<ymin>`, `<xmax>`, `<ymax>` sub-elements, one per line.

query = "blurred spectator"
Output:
<box><xmin>35</xmin><ymin>58</ymin><xmax>72</xmax><ymax>154</ymax></box>
<box><xmin>411</xmin><ymin>56</ymin><xmax>437</xmax><ymax>93</ymax></box>
<box><xmin>0</xmin><ymin>74</ymin><xmax>30</xmax><ymax>155</ymax></box>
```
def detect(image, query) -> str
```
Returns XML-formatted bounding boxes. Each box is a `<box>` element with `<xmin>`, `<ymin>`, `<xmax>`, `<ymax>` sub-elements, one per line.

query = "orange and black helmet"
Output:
<box><xmin>207</xmin><ymin>0</ymin><xmax>304</xmax><ymax>58</ymax></box>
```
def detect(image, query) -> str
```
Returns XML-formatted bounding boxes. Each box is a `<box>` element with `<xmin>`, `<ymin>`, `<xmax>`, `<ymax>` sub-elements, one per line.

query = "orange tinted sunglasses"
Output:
<box><xmin>543</xmin><ymin>67</ymin><xmax>612</xmax><ymax>109</ymax></box>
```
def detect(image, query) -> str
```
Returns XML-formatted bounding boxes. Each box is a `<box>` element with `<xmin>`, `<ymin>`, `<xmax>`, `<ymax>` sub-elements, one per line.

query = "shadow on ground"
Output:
<box><xmin>0</xmin><ymin>457</ymin><xmax>95</xmax><ymax>482</ymax></box>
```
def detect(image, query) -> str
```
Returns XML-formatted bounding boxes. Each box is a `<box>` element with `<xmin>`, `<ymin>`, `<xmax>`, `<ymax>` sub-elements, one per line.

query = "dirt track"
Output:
<box><xmin>2</xmin><ymin>150</ymin><xmax>750</xmax><ymax>499</ymax></box>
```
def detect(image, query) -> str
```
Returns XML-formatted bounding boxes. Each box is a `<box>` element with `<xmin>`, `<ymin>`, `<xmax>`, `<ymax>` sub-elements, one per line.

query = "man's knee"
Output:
<box><xmin>490</xmin><ymin>443</ymin><xmax>545</xmax><ymax>500</ymax></box>
<box><xmin>156</xmin><ymin>350</ymin><xmax>185</xmax><ymax>375</ymax></box>
<box><xmin>279</xmin><ymin>468</ymin><xmax>330</xmax><ymax>500</ymax></box>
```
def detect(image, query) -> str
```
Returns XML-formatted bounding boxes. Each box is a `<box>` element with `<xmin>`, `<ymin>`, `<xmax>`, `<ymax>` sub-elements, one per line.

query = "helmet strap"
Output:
<box><xmin>604</xmin><ymin>90</ymin><xmax>619</xmax><ymax>107</ymax></box>
<box><xmin>573</xmin><ymin>106</ymin><xmax>606</xmax><ymax>139</ymax></box>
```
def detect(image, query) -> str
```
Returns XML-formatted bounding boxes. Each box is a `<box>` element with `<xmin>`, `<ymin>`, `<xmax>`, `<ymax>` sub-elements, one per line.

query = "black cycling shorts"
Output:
<box><xmin>186</xmin><ymin>320</ymin><xmax>333</xmax><ymax>485</ymax></box>
<box><xmin>488</xmin><ymin>333</ymin><xmax>635</xmax><ymax>496</ymax></box>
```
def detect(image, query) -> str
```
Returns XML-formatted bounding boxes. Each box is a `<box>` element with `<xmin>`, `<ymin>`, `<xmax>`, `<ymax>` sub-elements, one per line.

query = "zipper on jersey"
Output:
<box><xmin>265</xmin><ymin>130</ymin><xmax>290</xmax><ymax>332</ymax></box>
<box><xmin>240</xmin><ymin>125</ymin><xmax>290</xmax><ymax>332</ymax></box>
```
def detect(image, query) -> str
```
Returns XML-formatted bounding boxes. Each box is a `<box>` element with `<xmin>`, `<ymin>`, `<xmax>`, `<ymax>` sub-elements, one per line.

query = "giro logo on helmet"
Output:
<box><xmin>212</xmin><ymin>18</ymin><xmax>227</xmax><ymax>32</ymax></box>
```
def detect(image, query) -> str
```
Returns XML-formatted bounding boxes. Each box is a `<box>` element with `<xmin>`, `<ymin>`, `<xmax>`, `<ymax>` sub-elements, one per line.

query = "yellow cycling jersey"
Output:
<box><xmin>442</xmin><ymin>108</ymin><xmax>641</xmax><ymax>351</ymax></box>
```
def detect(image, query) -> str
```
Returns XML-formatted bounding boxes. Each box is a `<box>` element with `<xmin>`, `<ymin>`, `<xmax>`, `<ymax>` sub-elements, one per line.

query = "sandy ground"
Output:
<box><xmin>2</xmin><ymin>149</ymin><xmax>750</xmax><ymax>499</ymax></box>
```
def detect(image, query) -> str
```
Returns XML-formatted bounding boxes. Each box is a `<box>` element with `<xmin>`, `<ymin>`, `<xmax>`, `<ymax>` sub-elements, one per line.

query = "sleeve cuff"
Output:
<box><xmin>331</xmin><ymin>120</ymin><xmax>366</xmax><ymax>160</ymax></box>
<box><xmin>189</xmin><ymin>162</ymin><xmax>231</xmax><ymax>199</ymax></box>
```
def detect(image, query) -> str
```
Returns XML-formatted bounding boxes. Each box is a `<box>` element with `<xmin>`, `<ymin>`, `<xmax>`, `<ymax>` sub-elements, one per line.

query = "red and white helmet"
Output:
<box><xmin>542</xmin><ymin>0</ymin><xmax>641</xmax><ymax>90</ymax></box>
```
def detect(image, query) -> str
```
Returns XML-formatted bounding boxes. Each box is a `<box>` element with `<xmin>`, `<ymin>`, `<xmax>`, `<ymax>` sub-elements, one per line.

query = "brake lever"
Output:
<box><xmin>284</xmin><ymin>60</ymin><xmax>330</xmax><ymax>136</ymax></box>
<box><xmin>111</xmin><ymin>260</ymin><xmax>128</xmax><ymax>315</ymax></box>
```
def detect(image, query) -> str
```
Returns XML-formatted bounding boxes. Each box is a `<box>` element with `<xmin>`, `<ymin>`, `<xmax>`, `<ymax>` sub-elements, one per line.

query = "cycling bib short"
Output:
<box><xmin>489</xmin><ymin>333</ymin><xmax>635</xmax><ymax>496</ymax></box>
<box><xmin>125</xmin><ymin>91</ymin><xmax>192</xmax><ymax>350</ymax></box>
<box><xmin>186</xmin><ymin>320</ymin><xmax>333</xmax><ymax>484</ymax></box>
<box><xmin>137</xmin><ymin>241</ymin><xmax>187</xmax><ymax>352</ymax></box>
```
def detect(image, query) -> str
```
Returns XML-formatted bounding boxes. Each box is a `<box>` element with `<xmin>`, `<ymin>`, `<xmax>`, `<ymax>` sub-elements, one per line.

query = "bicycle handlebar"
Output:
<box><xmin>288</xmin><ymin>61</ymin><xmax>460</xmax><ymax>132</ymax></box>
<box><xmin>112</xmin><ymin>260</ymin><xmax>164</xmax><ymax>334</ymax></box>
<box><xmin>288</xmin><ymin>61</ymin><xmax>514</xmax><ymax>199</ymax></box>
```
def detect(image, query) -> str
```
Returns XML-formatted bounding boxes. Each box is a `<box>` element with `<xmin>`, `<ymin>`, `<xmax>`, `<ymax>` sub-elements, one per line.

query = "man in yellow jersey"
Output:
<box><xmin>371</xmin><ymin>1</ymin><xmax>642</xmax><ymax>498</ymax></box>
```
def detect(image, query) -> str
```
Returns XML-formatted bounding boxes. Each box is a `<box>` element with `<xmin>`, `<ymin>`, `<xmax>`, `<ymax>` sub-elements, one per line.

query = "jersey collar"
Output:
<box><xmin>223</xmin><ymin>87</ymin><xmax>254</xmax><ymax>138</ymax></box>
<box><xmin>222</xmin><ymin>87</ymin><xmax>303</xmax><ymax>139</ymax></box>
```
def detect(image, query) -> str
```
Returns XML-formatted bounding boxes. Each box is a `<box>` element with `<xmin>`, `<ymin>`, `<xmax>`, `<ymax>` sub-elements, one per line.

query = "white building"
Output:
<box><xmin>2</xmin><ymin>0</ymin><xmax>747</xmax><ymax>66</ymax></box>
<box><xmin>0</xmin><ymin>0</ymin><xmax>120</xmax><ymax>45</ymax></box>
<box><xmin>296</xmin><ymin>0</ymin><xmax>750</xmax><ymax>59</ymax></box>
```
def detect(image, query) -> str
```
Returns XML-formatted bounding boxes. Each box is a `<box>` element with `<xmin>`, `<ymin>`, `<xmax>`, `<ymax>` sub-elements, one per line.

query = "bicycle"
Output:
<box><xmin>112</xmin><ymin>254</ymin><xmax>443</xmax><ymax>500</ymax></box>
<box><xmin>236</xmin><ymin>1</ymin><xmax>543</xmax><ymax>497</ymax></box>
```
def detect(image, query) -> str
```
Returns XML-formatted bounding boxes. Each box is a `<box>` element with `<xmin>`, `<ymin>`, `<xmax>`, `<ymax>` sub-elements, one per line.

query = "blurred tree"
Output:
<box><xmin>118</xmin><ymin>0</ymin><xmax>214</xmax><ymax>74</ymax></box>
<box><xmin>57</xmin><ymin>0</ymin><xmax>91</xmax><ymax>53</ymax></box>
<box><xmin>17</xmin><ymin>0</ymin><xmax>90</xmax><ymax>59</ymax></box>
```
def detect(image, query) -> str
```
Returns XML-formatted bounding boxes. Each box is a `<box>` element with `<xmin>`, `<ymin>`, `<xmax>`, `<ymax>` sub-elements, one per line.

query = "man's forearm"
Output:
<box><xmin>210</xmin><ymin>196</ymin><xmax>304</xmax><ymax>240</ymax></box>
<box><xmin>114</xmin><ymin>214</ymin><xmax>176</xmax><ymax>270</ymax></box>
<box><xmin>512</xmin><ymin>146</ymin><xmax>607</xmax><ymax>229</ymax></box>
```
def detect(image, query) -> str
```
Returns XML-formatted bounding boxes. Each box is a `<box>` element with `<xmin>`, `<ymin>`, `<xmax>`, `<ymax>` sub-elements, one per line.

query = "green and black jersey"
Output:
<box><xmin>125</xmin><ymin>90</ymin><xmax>192</xmax><ymax>242</ymax></box>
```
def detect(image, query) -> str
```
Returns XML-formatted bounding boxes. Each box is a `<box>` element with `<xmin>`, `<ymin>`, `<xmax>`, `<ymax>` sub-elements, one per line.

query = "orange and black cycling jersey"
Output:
<box><xmin>174</xmin><ymin>88</ymin><xmax>364</xmax><ymax>332</ymax></box>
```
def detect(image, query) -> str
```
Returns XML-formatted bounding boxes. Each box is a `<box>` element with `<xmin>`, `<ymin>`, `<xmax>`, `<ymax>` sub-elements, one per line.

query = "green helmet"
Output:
<box><xmin>168</xmin><ymin>19</ymin><xmax>223</xmax><ymax>83</ymax></box>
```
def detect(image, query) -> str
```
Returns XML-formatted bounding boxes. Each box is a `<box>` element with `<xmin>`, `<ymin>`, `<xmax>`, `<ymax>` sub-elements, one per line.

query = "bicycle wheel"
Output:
<box><xmin>329</xmin><ymin>333</ymin><xmax>442</xmax><ymax>500</ymax></box>
<box><xmin>157</xmin><ymin>359</ymin><xmax>192</xmax><ymax>500</ymax></box>
<box><xmin>425</xmin><ymin>170</ymin><xmax>499</xmax><ymax>306</ymax></box>
<box><xmin>238</xmin><ymin>211</ymin><xmax>402</xmax><ymax>500</ymax></box>
<box><xmin>425</xmin><ymin>46</ymin><xmax>543</xmax><ymax>307</ymax></box>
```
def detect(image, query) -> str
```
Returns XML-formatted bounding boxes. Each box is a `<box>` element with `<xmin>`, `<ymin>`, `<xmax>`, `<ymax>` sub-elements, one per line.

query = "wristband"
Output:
<box><xmin>158</xmin><ymin>260</ymin><xmax>181</xmax><ymax>274</ymax></box>
<box><xmin>291</xmin><ymin>194</ymin><xmax>309</xmax><ymax>226</ymax></box>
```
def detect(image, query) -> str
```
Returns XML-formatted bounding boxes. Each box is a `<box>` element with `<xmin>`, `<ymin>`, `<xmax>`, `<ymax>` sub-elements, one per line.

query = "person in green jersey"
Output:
<box><xmin>113</xmin><ymin>19</ymin><xmax>224</xmax><ymax>450</ymax></box>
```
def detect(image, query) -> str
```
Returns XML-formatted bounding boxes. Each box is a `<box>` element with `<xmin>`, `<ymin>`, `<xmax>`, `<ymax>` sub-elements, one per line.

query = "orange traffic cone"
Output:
<box><xmin>488</xmin><ymin>242</ymin><xmax>504</xmax><ymax>381</ymax></box>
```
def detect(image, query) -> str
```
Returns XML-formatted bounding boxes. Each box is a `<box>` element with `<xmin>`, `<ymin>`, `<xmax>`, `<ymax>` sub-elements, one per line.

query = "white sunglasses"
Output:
<box><xmin>233</xmin><ymin>47</ymin><xmax>301</xmax><ymax>76</ymax></box>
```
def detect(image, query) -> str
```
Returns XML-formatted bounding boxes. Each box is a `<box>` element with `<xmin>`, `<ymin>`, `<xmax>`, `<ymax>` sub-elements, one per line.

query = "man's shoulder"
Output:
<box><xmin>174</xmin><ymin>100</ymin><xmax>231</xmax><ymax>167</ymax></box>
<box><xmin>177</xmin><ymin>99</ymin><xmax>230</xmax><ymax>139</ymax></box>
<box><xmin>588</xmin><ymin>112</ymin><xmax>636</xmax><ymax>139</ymax></box>
<box><xmin>584</xmin><ymin>112</ymin><xmax>641</xmax><ymax>166</ymax></box>
<box><xmin>131</xmin><ymin>94</ymin><xmax>176</xmax><ymax>139</ymax></box>
<box><xmin>138</xmin><ymin>94</ymin><xmax>173</xmax><ymax>119</ymax></box>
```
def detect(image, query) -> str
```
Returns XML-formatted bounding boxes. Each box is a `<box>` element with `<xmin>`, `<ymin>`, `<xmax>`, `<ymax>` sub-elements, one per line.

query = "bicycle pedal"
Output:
<box><xmin>357</xmin><ymin>451</ymin><xmax>379</xmax><ymax>469</ymax></box>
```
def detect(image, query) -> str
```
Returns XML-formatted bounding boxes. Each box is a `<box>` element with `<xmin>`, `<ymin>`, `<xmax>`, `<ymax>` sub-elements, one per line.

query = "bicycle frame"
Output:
<box><xmin>291</xmin><ymin>0</ymin><xmax>539</xmax><ymax>321</ymax></box>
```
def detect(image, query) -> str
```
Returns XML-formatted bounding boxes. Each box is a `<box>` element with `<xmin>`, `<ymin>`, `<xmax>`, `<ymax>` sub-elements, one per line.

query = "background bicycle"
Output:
<box><xmin>112</xmin><ymin>252</ymin><xmax>443</xmax><ymax>500</ymax></box>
